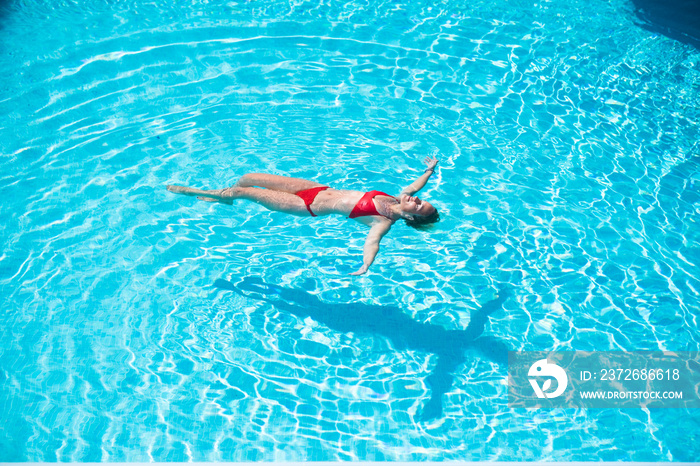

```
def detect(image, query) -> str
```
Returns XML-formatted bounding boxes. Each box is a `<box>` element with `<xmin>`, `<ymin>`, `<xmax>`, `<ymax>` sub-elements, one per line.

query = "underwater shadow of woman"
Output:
<box><xmin>214</xmin><ymin>276</ymin><xmax>510</xmax><ymax>422</ymax></box>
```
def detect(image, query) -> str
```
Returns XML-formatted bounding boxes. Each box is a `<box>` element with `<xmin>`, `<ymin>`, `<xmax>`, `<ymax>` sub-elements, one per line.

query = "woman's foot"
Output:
<box><xmin>167</xmin><ymin>185</ymin><xmax>238</xmax><ymax>204</ymax></box>
<box><xmin>197</xmin><ymin>196</ymin><xmax>233</xmax><ymax>205</ymax></box>
<box><xmin>167</xmin><ymin>185</ymin><xmax>199</xmax><ymax>195</ymax></box>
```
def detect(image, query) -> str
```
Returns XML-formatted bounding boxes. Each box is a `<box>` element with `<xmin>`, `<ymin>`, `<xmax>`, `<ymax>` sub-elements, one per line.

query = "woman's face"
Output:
<box><xmin>400</xmin><ymin>194</ymin><xmax>436</xmax><ymax>217</ymax></box>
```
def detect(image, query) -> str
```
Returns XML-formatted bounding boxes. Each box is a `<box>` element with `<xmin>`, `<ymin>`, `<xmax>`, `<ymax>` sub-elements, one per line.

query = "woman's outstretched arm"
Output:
<box><xmin>401</xmin><ymin>156</ymin><xmax>438</xmax><ymax>196</ymax></box>
<box><xmin>350</xmin><ymin>221</ymin><xmax>393</xmax><ymax>275</ymax></box>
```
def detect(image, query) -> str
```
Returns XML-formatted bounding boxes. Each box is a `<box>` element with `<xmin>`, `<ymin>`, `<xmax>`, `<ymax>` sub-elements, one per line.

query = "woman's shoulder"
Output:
<box><xmin>375</xmin><ymin>191</ymin><xmax>400</xmax><ymax>202</ymax></box>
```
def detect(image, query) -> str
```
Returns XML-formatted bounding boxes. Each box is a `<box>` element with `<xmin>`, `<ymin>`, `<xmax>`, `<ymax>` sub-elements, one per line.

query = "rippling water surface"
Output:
<box><xmin>0</xmin><ymin>0</ymin><xmax>699</xmax><ymax>461</ymax></box>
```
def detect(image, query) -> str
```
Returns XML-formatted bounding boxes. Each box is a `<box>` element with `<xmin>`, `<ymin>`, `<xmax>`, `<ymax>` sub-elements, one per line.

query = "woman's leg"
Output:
<box><xmin>167</xmin><ymin>185</ymin><xmax>310</xmax><ymax>216</ymax></box>
<box><xmin>232</xmin><ymin>186</ymin><xmax>310</xmax><ymax>216</ymax></box>
<box><xmin>235</xmin><ymin>173</ymin><xmax>325</xmax><ymax>193</ymax></box>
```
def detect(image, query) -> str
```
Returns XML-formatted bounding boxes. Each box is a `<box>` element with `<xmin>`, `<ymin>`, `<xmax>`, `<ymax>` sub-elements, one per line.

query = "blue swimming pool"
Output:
<box><xmin>0</xmin><ymin>0</ymin><xmax>698</xmax><ymax>461</ymax></box>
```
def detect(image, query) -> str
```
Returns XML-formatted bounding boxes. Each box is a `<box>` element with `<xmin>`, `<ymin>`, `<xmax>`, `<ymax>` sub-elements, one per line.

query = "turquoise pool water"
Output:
<box><xmin>1</xmin><ymin>0</ymin><xmax>699</xmax><ymax>461</ymax></box>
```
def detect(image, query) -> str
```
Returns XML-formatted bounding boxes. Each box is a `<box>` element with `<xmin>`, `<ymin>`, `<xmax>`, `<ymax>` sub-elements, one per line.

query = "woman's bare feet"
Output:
<box><xmin>167</xmin><ymin>185</ymin><xmax>237</xmax><ymax>205</ymax></box>
<box><xmin>197</xmin><ymin>196</ymin><xmax>233</xmax><ymax>205</ymax></box>
<box><xmin>167</xmin><ymin>185</ymin><xmax>198</xmax><ymax>195</ymax></box>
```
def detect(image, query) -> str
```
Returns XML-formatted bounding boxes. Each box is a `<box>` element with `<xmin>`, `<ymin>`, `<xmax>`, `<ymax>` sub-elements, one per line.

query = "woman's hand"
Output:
<box><xmin>401</xmin><ymin>157</ymin><xmax>439</xmax><ymax>196</ymax></box>
<box><xmin>424</xmin><ymin>156</ymin><xmax>438</xmax><ymax>170</ymax></box>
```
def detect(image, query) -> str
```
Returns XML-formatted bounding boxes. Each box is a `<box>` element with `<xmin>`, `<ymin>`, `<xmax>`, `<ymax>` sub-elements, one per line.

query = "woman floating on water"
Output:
<box><xmin>167</xmin><ymin>157</ymin><xmax>440</xmax><ymax>275</ymax></box>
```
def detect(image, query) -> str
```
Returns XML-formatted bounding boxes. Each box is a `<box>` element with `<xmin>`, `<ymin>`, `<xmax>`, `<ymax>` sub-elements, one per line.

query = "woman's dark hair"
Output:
<box><xmin>404</xmin><ymin>208</ymin><xmax>440</xmax><ymax>231</ymax></box>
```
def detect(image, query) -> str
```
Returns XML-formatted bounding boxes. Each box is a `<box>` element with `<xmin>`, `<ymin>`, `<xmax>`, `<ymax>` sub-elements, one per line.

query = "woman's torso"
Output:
<box><xmin>310</xmin><ymin>188</ymin><xmax>396</xmax><ymax>222</ymax></box>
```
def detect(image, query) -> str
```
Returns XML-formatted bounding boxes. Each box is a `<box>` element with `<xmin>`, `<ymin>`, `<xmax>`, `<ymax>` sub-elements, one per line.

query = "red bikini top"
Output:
<box><xmin>349</xmin><ymin>190</ymin><xmax>393</xmax><ymax>219</ymax></box>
